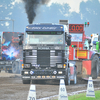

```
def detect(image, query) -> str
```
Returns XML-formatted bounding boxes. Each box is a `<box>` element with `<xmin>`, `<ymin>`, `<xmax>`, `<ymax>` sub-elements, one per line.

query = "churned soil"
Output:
<box><xmin>0</xmin><ymin>71</ymin><xmax>100</xmax><ymax>100</ymax></box>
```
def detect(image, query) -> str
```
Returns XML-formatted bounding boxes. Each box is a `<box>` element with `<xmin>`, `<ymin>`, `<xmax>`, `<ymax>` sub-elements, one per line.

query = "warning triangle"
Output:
<box><xmin>86</xmin><ymin>77</ymin><xmax>95</xmax><ymax>98</ymax></box>
<box><xmin>27</xmin><ymin>85</ymin><xmax>36</xmax><ymax>100</ymax></box>
<box><xmin>58</xmin><ymin>79</ymin><xmax>68</xmax><ymax>100</ymax></box>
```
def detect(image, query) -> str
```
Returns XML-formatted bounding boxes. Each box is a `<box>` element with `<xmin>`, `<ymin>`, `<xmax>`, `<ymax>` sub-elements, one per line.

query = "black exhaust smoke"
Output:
<box><xmin>23</xmin><ymin>0</ymin><xmax>50</xmax><ymax>24</ymax></box>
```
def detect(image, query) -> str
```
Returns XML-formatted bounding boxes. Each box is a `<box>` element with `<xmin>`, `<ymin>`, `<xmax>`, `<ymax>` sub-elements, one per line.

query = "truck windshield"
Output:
<box><xmin>24</xmin><ymin>32</ymin><xmax>64</xmax><ymax>44</ymax></box>
<box><xmin>71</xmin><ymin>33</ymin><xmax>83</xmax><ymax>42</ymax></box>
<box><xmin>93</xmin><ymin>37</ymin><xmax>98</xmax><ymax>41</ymax></box>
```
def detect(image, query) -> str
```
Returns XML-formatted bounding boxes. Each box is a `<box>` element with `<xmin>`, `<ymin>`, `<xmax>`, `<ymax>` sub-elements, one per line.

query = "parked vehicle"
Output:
<box><xmin>70</xmin><ymin>29</ymin><xmax>100</xmax><ymax>79</ymax></box>
<box><xmin>0</xmin><ymin>32</ymin><xmax>24</xmax><ymax>74</ymax></box>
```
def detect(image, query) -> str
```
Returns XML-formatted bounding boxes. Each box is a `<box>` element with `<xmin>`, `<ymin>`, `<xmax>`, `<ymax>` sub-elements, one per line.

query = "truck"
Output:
<box><xmin>70</xmin><ymin>30</ymin><xmax>100</xmax><ymax>79</ymax></box>
<box><xmin>81</xmin><ymin>33</ymin><xmax>100</xmax><ymax>79</ymax></box>
<box><xmin>19</xmin><ymin>20</ymin><xmax>77</xmax><ymax>84</ymax></box>
<box><xmin>69</xmin><ymin>24</ymin><xmax>86</xmax><ymax>74</ymax></box>
<box><xmin>0</xmin><ymin>31</ymin><xmax>24</xmax><ymax>74</ymax></box>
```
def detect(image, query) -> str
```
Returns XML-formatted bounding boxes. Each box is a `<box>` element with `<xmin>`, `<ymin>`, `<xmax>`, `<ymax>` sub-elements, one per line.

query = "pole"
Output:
<box><xmin>12</xmin><ymin>19</ymin><xmax>14</xmax><ymax>32</ymax></box>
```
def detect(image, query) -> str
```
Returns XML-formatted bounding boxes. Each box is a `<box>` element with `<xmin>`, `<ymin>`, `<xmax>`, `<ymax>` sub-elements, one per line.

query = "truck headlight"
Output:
<box><xmin>24</xmin><ymin>71</ymin><xmax>29</xmax><ymax>74</ymax></box>
<box><xmin>22</xmin><ymin>64</ymin><xmax>30</xmax><ymax>68</ymax></box>
<box><xmin>58</xmin><ymin>71</ymin><xmax>63</xmax><ymax>74</ymax></box>
<box><xmin>57</xmin><ymin>64</ymin><xmax>63</xmax><ymax>68</ymax></box>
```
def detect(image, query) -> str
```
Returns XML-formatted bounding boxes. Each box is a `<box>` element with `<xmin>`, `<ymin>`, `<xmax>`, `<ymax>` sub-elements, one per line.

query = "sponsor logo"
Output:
<box><xmin>27</xmin><ymin>27</ymin><xmax>57</xmax><ymax>30</ymax></box>
<box><xmin>88</xmin><ymin>90</ymin><xmax>94</xmax><ymax>92</ymax></box>
<box><xmin>30</xmin><ymin>71</ymin><xmax>34</xmax><ymax>75</ymax></box>
<box><xmin>60</xmin><ymin>95</ymin><xmax>67</xmax><ymax>98</ymax></box>
<box><xmin>32</xmin><ymin>64</ymin><xmax>40</xmax><ymax>67</ymax></box>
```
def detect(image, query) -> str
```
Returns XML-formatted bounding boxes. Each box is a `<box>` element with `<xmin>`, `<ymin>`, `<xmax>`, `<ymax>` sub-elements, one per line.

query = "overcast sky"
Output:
<box><xmin>0</xmin><ymin>0</ymin><xmax>100</xmax><ymax>36</ymax></box>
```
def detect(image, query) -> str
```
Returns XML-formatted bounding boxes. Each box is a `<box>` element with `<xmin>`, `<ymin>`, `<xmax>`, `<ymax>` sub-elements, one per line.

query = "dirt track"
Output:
<box><xmin>0</xmin><ymin>71</ymin><xmax>100</xmax><ymax>100</ymax></box>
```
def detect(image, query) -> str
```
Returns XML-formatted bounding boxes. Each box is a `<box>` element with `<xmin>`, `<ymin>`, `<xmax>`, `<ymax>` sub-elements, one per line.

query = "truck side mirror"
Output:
<box><xmin>18</xmin><ymin>35</ymin><xmax>23</xmax><ymax>45</ymax></box>
<box><xmin>88</xmin><ymin>39</ymin><xmax>91</xmax><ymax>44</ymax></box>
<box><xmin>67</xmin><ymin>39</ymin><xmax>71</xmax><ymax>46</ymax></box>
<box><xmin>65</xmin><ymin>32</ymin><xmax>71</xmax><ymax>46</ymax></box>
<box><xmin>89</xmin><ymin>45</ymin><xmax>92</xmax><ymax>49</ymax></box>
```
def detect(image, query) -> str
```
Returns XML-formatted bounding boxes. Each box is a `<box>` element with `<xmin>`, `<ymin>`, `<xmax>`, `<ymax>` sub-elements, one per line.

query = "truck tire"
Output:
<box><xmin>74</xmin><ymin>67</ymin><xmax>77</xmax><ymax>84</ymax></box>
<box><xmin>71</xmin><ymin>67</ymin><xmax>77</xmax><ymax>84</ymax></box>
<box><xmin>65</xmin><ymin>68</ymin><xmax>70</xmax><ymax>85</ymax></box>
<box><xmin>99</xmin><ymin>61</ymin><xmax>100</xmax><ymax>76</ymax></box>
<box><xmin>91</xmin><ymin>55</ymin><xmax>99</xmax><ymax>79</ymax></box>
<box><xmin>23</xmin><ymin>80</ymin><xmax>30</xmax><ymax>84</ymax></box>
<box><xmin>12</xmin><ymin>61</ymin><xmax>19</xmax><ymax>74</ymax></box>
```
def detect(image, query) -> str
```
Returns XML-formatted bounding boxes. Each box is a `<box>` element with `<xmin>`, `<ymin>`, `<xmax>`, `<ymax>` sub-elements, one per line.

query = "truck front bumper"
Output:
<box><xmin>21</xmin><ymin>69</ymin><xmax>66</xmax><ymax>80</ymax></box>
<box><xmin>22</xmin><ymin>75</ymin><xmax>66</xmax><ymax>80</ymax></box>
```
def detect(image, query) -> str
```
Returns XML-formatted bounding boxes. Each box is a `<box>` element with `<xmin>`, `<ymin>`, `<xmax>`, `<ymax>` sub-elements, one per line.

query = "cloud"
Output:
<box><xmin>5</xmin><ymin>22</ymin><xmax>10</xmax><ymax>26</ymax></box>
<box><xmin>5</xmin><ymin>17</ymin><xmax>11</xmax><ymax>20</ymax></box>
<box><xmin>81</xmin><ymin>13</ymin><xmax>83</xmax><ymax>20</ymax></box>
<box><xmin>48</xmin><ymin>0</ymin><xmax>88</xmax><ymax>13</ymax></box>
<box><xmin>11</xmin><ymin>2</ymin><xmax>15</xmax><ymax>5</ymax></box>
<box><xmin>11</xmin><ymin>0</ymin><xmax>22</xmax><ymax>6</ymax></box>
<box><xmin>86</xmin><ymin>8</ymin><xmax>91</xmax><ymax>13</ymax></box>
<box><xmin>5</xmin><ymin>6</ymin><xmax>7</xmax><ymax>9</ymax></box>
<box><xmin>10</xmin><ymin>6</ymin><xmax>14</xmax><ymax>9</ymax></box>
<box><xmin>0</xmin><ymin>5</ymin><xmax>3</xmax><ymax>7</ymax></box>
<box><xmin>8</xmin><ymin>12</ymin><xmax>12</xmax><ymax>15</ymax></box>
<box><xmin>1</xmin><ymin>24</ymin><xmax>4</xmax><ymax>26</ymax></box>
<box><xmin>93</xmin><ymin>11</ymin><xmax>97</xmax><ymax>15</ymax></box>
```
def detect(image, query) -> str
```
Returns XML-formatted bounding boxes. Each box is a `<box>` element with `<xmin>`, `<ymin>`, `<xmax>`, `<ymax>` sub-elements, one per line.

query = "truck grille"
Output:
<box><xmin>37</xmin><ymin>50</ymin><xmax>50</xmax><ymax>67</ymax></box>
<box><xmin>24</xmin><ymin>50</ymin><xmax>64</xmax><ymax>68</ymax></box>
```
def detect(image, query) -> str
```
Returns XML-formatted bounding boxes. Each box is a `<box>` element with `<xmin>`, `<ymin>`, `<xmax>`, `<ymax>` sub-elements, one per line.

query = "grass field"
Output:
<box><xmin>68</xmin><ymin>90</ymin><xmax>100</xmax><ymax>100</ymax></box>
<box><xmin>55</xmin><ymin>90</ymin><xmax>100</xmax><ymax>100</ymax></box>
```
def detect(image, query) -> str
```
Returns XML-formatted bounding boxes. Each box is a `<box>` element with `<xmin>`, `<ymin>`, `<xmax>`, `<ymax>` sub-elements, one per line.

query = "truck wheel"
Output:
<box><xmin>74</xmin><ymin>67</ymin><xmax>77</xmax><ymax>84</ymax></box>
<box><xmin>91</xmin><ymin>55</ymin><xmax>99</xmax><ymax>79</ymax></box>
<box><xmin>65</xmin><ymin>68</ymin><xmax>70</xmax><ymax>85</ymax></box>
<box><xmin>71</xmin><ymin>67</ymin><xmax>77</xmax><ymax>84</ymax></box>
<box><xmin>12</xmin><ymin>61</ymin><xmax>19</xmax><ymax>74</ymax></box>
<box><xmin>23</xmin><ymin>80</ymin><xmax>30</xmax><ymax>84</ymax></box>
<box><xmin>99</xmin><ymin>61</ymin><xmax>100</xmax><ymax>76</ymax></box>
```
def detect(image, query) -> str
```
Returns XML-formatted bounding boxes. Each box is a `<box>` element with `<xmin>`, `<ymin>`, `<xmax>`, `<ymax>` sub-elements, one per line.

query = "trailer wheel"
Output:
<box><xmin>65</xmin><ymin>68</ymin><xmax>70</xmax><ymax>85</ymax></box>
<box><xmin>91</xmin><ymin>55</ymin><xmax>99</xmax><ymax>79</ymax></box>
<box><xmin>23</xmin><ymin>80</ymin><xmax>30</xmax><ymax>84</ymax></box>
<box><xmin>12</xmin><ymin>61</ymin><xmax>19</xmax><ymax>74</ymax></box>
